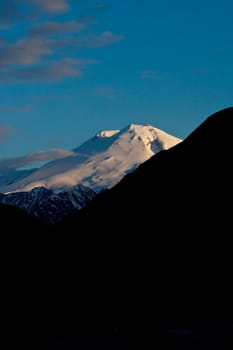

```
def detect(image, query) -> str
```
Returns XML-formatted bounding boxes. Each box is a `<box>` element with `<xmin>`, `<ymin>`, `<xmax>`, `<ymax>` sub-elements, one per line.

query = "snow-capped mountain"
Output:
<box><xmin>0</xmin><ymin>124</ymin><xmax>181</xmax><ymax>194</ymax></box>
<box><xmin>0</xmin><ymin>184</ymin><xmax>96</xmax><ymax>224</ymax></box>
<box><xmin>0</xmin><ymin>168</ymin><xmax>36</xmax><ymax>188</ymax></box>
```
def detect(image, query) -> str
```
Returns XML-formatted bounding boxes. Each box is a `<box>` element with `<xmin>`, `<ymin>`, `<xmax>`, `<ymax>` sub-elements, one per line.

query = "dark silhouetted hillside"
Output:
<box><xmin>1</xmin><ymin>107</ymin><xmax>233</xmax><ymax>348</ymax></box>
<box><xmin>58</xmin><ymin>106</ymin><xmax>233</xmax><ymax>320</ymax></box>
<box><xmin>0</xmin><ymin>202</ymin><xmax>44</xmax><ymax>228</ymax></box>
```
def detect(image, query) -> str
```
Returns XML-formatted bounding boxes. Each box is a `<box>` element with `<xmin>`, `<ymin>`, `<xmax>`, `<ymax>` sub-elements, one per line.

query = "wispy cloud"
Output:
<box><xmin>91</xmin><ymin>86</ymin><xmax>116</xmax><ymax>100</ymax></box>
<box><xmin>0</xmin><ymin>58</ymin><xmax>98</xmax><ymax>82</ymax></box>
<box><xmin>0</xmin><ymin>149</ymin><xmax>75</xmax><ymax>170</ymax></box>
<box><xmin>0</xmin><ymin>59</ymin><xmax>79</xmax><ymax>82</ymax></box>
<box><xmin>75</xmin><ymin>31</ymin><xmax>124</xmax><ymax>48</ymax></box>
<box><xmin>0</xmin><ymin>105</ymin><xmax>32</xmax><ymax>113</ymax></box>
<box><xmin>47</xmin><ymin>31</ymin><xmax>124</xmax><ymax>50</ymax></box>
<box><xmin>141</xmin><ymin>70</ymin><xmax>163</xmax><ymax>79</ymax></box>
<box><xmin>0</xmin><ymin>34</ymin><xmax>104</xmax><ymax>68</ymax></box>
<box><xmin>0</xmin><ymin>126</ymin><xmax>14</xmax><ymax>143</ymax></box>
<box><xmin>29</xmin><ymin>20</ymin><xmax>86</xmax><ymax>37</ymax></box>
<box><xmin>0</xmin><ymin>1</ymin><xmax>124</xmax><ymax>83</ymax></box>
<box><xmin>0</xmin><ymin>1</ymin><xmax>96</xmax><ymax>27</ymax></box>
<box><xmin>0</xmin><ymin>0</ymin><xmax>70</xmax><ymax>27</ymax></box>
<box><xmin>25</xmin><ymin>0</ymin><xmax>70</xmax><ymax>14</ymax></box>
<box><xmin>0</xmin><ymin>38</ymin><xmax>52</xmax><ymax>66</ymax></box>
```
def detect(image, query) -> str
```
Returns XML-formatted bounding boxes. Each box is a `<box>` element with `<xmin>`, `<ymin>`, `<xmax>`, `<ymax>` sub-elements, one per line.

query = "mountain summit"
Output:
<box><xmin>1</xmin><ymin>124</ymin><xmax>181</xmax><ymax>193</ymax></box>
<box><xmin>68</xmin><ymin>107</ymin><xmax>233</xmax><ymax>228</ymax></box>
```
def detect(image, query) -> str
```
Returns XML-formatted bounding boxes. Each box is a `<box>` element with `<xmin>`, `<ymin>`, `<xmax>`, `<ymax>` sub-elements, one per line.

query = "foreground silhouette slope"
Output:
<box><xmin>1</xmin><ymin>107</ymin><xmax>233</xmax><ymax>343</ymax></box>
<box><xmin>57</xmin><ymin>106</ymin><xmax>233</xmax><ymax>318</ymax></box>
<box><xmin>0</xmin><ymin>202</ymin><xmax>45</xmax><ymax>228</ymax></box>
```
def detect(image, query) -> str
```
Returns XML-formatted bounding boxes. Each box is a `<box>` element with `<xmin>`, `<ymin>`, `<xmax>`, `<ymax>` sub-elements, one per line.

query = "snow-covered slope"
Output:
<box><xmin>1</xmin><ymin>124</ymin><xmax>182</xmax><ymax>193</ymax></box>
<box><xmin>0</xmin><ymin>168</ymin><xmax>36</xmax><ymax>187</ymax></box>
<box><xmin>0</xmin><ymin>184</ymin><xmax>96</xmax><ymax>224</ymax></box>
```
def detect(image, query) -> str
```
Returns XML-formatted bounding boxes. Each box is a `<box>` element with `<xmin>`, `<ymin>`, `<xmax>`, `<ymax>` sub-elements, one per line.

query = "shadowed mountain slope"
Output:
<box><xmin>0</xmin><ymin>184</ymin><xmax>96</xmax><ymax>224</ymax></box>
<box><xmin>58</xmin><ymin>106</ymin><xmax>233</xmax><ymax>319</ymax></box>
<box><xmin>1</xmin><ymin>108</ymin><xmax>233</xmax><ymax>344</ymax></box>
<box><xmin>0</xmin><ymin>202</ymin><xmax>45</xmax><ymax>228</ymax></box>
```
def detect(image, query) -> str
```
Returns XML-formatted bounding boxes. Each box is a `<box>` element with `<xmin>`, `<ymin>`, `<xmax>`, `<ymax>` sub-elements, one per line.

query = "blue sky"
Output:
<box><xmin>0</xmin><ymin>0</ymin><xmax>233</xmax><ymax>164</ymax></box>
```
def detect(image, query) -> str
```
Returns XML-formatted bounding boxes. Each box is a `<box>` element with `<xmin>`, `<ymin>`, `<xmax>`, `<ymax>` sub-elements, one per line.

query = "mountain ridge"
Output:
<box><xmin>1</xmin><ymin>123</ymin><xmax>181</xmax><ymax>193</ymax></box>
<box><xmin>0</xmin><ymin>184</ymin><xmax>96</xmax><ymax>224</ymax></box>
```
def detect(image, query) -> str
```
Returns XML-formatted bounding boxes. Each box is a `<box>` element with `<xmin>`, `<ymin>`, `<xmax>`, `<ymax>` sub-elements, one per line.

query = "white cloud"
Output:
<box><xmin>0</xmin><ymin>149</ymin><xmax>76</xmax><ymax>170</ymax></box>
